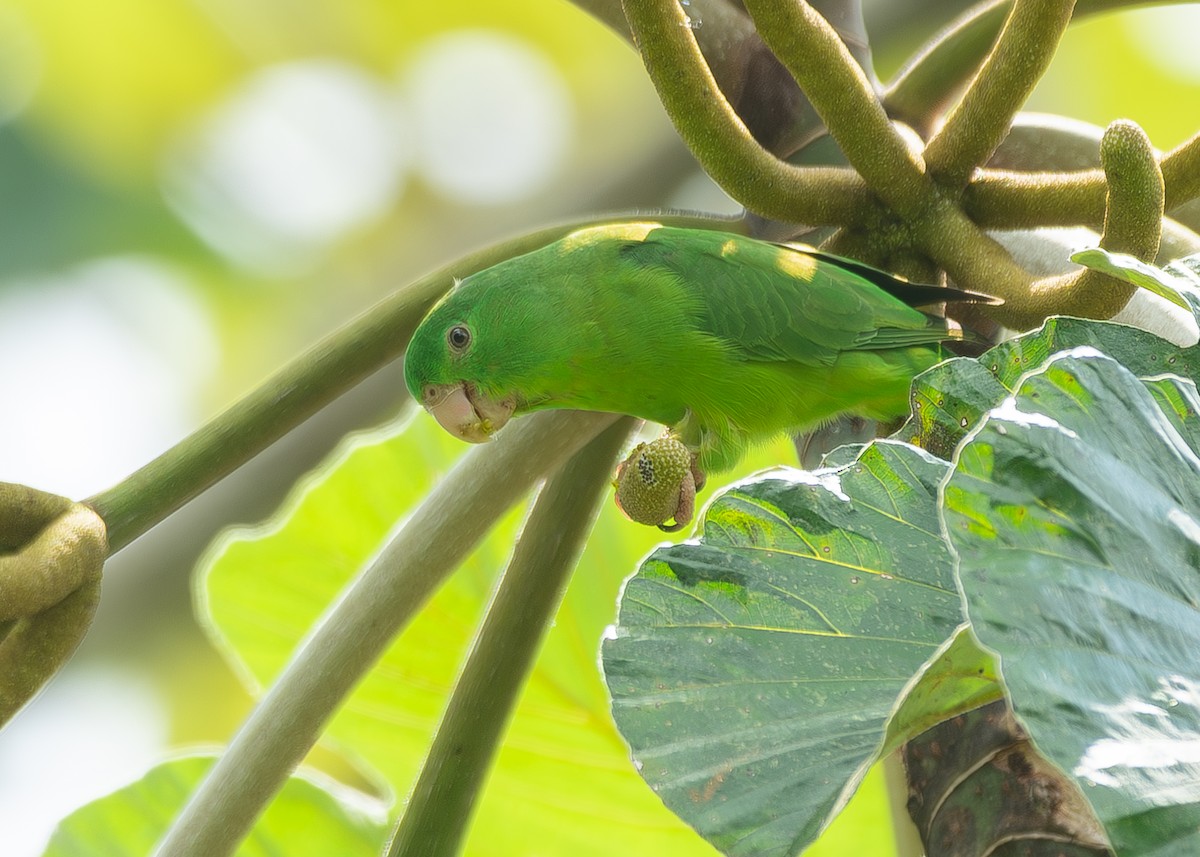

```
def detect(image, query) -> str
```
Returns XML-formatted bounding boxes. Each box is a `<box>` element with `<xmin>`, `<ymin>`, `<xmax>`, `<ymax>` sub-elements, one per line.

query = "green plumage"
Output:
<box><xmin>404</xmin><ymin>223</ymin><xmax>977</xmax><ymax>477</ymax></box>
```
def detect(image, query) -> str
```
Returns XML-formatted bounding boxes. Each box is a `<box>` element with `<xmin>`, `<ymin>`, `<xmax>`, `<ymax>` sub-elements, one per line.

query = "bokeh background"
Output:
<box><xmin>1</xmin><ymin>0</ymin><xmax>1197</xmax><ymax>853</ymax></box>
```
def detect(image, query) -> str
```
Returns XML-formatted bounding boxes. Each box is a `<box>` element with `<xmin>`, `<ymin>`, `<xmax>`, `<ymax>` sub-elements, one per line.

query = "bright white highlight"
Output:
<box><xmin>404</xmin><ymin>31</ymin><xmax>572</xmax><ymax>205</ymax></box>
<box><xmin>164</xmin><ymin>60</ymin><xmax>409</xmax><ymax>273</ymax></box>
<box><xmin>0</xmin><ymin>668</ymin><xmax>169</xmax><ymax>857</ymax></box>
<box><xmin>0</xmin><ymin>257</ymin><xmax>217</xmax><ymax>497</ymax></box>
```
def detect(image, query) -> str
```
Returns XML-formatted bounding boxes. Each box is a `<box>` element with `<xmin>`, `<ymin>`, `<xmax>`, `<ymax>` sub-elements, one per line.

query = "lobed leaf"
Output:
<box><xmin>604</xmin><ymin>440</ymin><xmax>964</xmax><ymax>857</ymax></box>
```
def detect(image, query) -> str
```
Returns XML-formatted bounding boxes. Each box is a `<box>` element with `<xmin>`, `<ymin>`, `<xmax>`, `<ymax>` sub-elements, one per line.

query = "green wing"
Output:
<box><xmin>619</xmin><ymin>228</ymin><xmax>964</xmax><ymax>367</ymax></box>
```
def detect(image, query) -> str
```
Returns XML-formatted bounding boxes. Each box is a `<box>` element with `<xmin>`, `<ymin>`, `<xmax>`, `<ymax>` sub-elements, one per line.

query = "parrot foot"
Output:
<box><xmin>613</xmin><ymin>434</ymin><xmax>698</xmax><ymax>531</ymax></box>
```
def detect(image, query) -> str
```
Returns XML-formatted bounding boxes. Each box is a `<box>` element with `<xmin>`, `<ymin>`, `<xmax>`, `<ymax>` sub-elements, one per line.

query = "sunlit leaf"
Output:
<box><xmin>1071</xmin><ymin>247</ymin><xmax>1190</xmax><ymax>310</ymax></box>
<box><xmin>43</xmin><ymin>756</ymin><xmax>383</xmax><ymax>857</ymax></box>
<box><xmin>898</xmin><ymin>314</ymin><xmax>1200</xmax><ymax>457</ymax></box>
<box><xmin>943</xmin><ymin>348</ymin><xmax>1200</xmax><ymax>856</ymax></box>
<box><xmin>604</xmin><ymin>441</ymin><xmax>963</xmax><ymax>857</ymax></box>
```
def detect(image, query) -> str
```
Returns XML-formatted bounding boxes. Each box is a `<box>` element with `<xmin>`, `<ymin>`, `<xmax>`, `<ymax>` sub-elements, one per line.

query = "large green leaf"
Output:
<box><xmin>43</xmin><ymin>756</ymin><xmax>382</xmax><ymax>856</ymax></box>
<box><xmin>603</xmin><ymin>440</ymin><xmax>964</xmax><ymax>857</ymax></box>
<box><xmin>899</xmin><ymin>314</ymin><xmax>1200</xmax><ymax>458</ymax></box>
<box><xmin>199</xmin><ymin>413</ymin><xmax>721</xmax><ymax>855</ymax></box>
<box><xmin>943</xmin><ymin>349</ymin><xmax>1200</xmax><ymax>856</ymax></box>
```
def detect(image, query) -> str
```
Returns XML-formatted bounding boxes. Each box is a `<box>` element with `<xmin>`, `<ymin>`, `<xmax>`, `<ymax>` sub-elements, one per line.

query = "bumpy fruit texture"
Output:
<box><xmin>614</xmin><ymin>435</ymin><xmax>696</xmax><ymax>531</ymax></box>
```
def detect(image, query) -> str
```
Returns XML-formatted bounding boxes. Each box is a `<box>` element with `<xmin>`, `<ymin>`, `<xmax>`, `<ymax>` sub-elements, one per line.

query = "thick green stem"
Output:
<box><xmin>908</xmin><ymin>197</ymin><xmax>1036</xmax><ymax>308</ymax></box>
<box><xmin>87</xmin><ymin>213</ymin><xmax>735</xmax><ymax>555</ymax></box>
<box><xmin>1005</xmin><ymin>120</ymin><xmax>1164</xmax><ymax>327</ymax></box>
<box><xmin>386</xmin><ymin>418</ymin><xmax>634</xmax><ymax>857</ymax></box>
<box><xmin>621</xmin><ymin>0</ymin><xmax>872</xmax><ymax>224</ymax></box>
<box><xmin>569</xmin><ymin>0</ymin><xmax>759</xmax><ymax>89</ymax></box>
<box><xmin>152</xmin><ymin>410</ymin><xmax>617</xmax><ymax>857</ymax></box>
<box><xmin>1163</xmin><ymin>130</ymin><xmax>1200</xmax><ymax>211</ymax></box>
<box><xmin>572</xmin><ymin>0</ymin><xmax>870</xmax><ymax>158</ymax></box>
<box><xmin>1098</xmin><ymin>120</ymin><xmax>1165</xmax><ymax>260</ymax></box>
<box><xmin>924</xmin><ymin>0</ymin><xmax>1077</xmax><ymax>188</ymax></box>
<box><xmin>740</xmin><ymin>0</ymin><xmax>929</xmax><ymax>218</ymax></box>
<box><xmin>964</xmin><ymin>168</ymin><xmax>1106</xmax><ymax>227</ymax></box>
<box><xmin>884</xmin><ymin>0</ymin><xmax>1165</xmax><ymax>132</ymax></box>
<box><xmin>965</xmin><ymin>131</ymin><xmax>1200</xmax><ymax>229</ymax></box>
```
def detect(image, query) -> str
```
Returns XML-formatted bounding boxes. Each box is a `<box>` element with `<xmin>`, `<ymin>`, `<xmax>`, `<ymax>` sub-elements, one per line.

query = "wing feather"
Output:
<box><xmin>618</xmin><ymin>229</ymin><xmax>967</xmax><ymax>367</ymax></box>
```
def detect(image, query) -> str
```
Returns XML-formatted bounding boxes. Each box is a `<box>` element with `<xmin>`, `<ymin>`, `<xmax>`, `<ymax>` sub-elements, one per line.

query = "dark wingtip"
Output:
<box><xmin>780</xmin><ymin>243</ymin><xmax>1004</xmax><ymax>308</ymax></box>
<box><xmin>937</xmin><ymin>286</ymin><xmax>1004</xmax><ymax>307</ymax></box>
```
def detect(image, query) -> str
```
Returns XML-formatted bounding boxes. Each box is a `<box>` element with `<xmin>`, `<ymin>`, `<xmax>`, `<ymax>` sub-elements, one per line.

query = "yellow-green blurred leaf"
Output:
<box><xmin>43</xmin><ymin>756</ymin><xmax>383</xmax><ymax>857</ymax></box>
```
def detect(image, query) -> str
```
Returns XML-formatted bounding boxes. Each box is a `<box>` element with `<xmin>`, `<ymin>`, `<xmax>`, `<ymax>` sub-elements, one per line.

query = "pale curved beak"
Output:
<box><xmin>421</xmin><ymin>382</ymin><xmax>515</xmax><ymax>443</ymax></box>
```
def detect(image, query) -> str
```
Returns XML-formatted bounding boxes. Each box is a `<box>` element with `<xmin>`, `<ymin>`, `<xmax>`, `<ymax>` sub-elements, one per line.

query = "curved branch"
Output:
<box><xmin>620</xmin><ymin>0</ymin><xmax>874</xmax><ymax>224</ymax></box>
<box><xmin>884</xmin><ymin>0</ymin><xmax>1013</xmax><ymax>131</ymax></box>
<box><xmin>1096</xmin><ymin>119</ymin><xmax>1165</xmax><ymax>260</ymax></box>
<box><xmin>884</xmin><ymin>0</ymin><xmax>1172</xmax><ymax>133</ymax></box>
<box><xmin>1163</xmin><ymin>130</ymin><xmax>1200</xmax><ymax>210</ymax></box>
<box><xmin>741</xmin><ymin>0</ymin><xmax>930</xmax><ymax>218</ymax></box>
<box><xmin>923</xmin><ymin>0</ymin><xmax>1077</xmax><ymax>188</ymax></box>
<box><xmin>573</xmin><ymin>0</ymin><xmax>876</xmax><ymax>158</ymax></box>
<box><xmin>964</xmin><ymin>168</ymin><xmax>1106</xmax><ymax>227</ymax></box>
<box><xmin>908</xmin><ymin>197</ymin><xmax>1036</xmax><ymax>310</ymax></box>
<box><xmin>1006</xmin><ymin>120</ymin><xmax>1163</xmax><ymax>327</ymax></box>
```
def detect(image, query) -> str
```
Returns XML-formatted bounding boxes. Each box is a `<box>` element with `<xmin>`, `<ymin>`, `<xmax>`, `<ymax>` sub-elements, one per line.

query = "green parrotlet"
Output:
<box><xmin>403</xmin><ymin>222</ymin><xmax>989</xmax><ymax>529</ymax></box>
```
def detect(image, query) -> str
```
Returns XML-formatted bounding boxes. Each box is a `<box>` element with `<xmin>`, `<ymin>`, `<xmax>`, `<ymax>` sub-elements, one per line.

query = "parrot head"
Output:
<box><xmin>404</xmin><ymin>271</ymin><xmax>529</xmax><ymax>443</ymax></box>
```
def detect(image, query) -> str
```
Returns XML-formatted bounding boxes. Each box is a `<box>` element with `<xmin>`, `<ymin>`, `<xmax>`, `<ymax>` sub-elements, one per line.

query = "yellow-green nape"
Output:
<box><xmin>614</xmin><ymin>435</ymin><xmax>694</xmax><ymax>529</ymax></box>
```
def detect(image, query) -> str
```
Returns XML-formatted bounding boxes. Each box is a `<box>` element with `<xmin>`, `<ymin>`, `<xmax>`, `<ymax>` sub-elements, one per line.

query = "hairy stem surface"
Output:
<box><xmin>621</xmin><ymin>0</ymin><xmax>871</xmax><ymax>223</ymax></box>
<box><xmin>924</xmin><ymin>0</ymin><xmax>1077</xmax><ymax>188</ymax></box>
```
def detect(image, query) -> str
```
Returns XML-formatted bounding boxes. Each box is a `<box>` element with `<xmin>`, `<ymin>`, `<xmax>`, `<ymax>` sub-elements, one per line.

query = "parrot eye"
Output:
<box><xmin>447</xmin><ymin>324</ymin><xmax>472</xmax><ymax>352</ymax></box>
